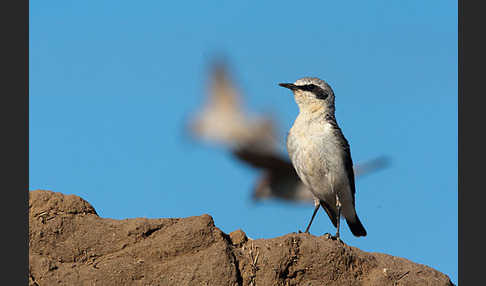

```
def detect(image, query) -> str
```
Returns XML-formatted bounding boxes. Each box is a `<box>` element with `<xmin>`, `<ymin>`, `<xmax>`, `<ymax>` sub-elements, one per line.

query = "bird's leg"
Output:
<box><xmin>301</xmin><ymin>197</ymin><xmax>320</xmax><ymax>234</ymax></box>
<box><xmin>333</xmin><ymin>194</ymin><xmax>342</xmax><ymax>242</ymax></box>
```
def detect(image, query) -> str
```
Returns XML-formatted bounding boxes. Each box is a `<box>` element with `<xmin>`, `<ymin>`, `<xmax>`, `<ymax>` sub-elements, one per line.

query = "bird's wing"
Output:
<box><xmin>338</xmin><ymin>132</ymin><xmax>357</xmax><ymax>207</ymax></box>
<box><xmin>189</xmin><ymin>59</ymin><xmax>279</xmax><ymax>152</ymax></box>
<box><xmin>187</xmin><ymin>59</ymin><xmax>248</xmax><ymax>146</ymax></box>
<box><xmin>232</xmin><ymin>147</ymin><xmax>294</xmax><ymax>171</ymax></box>
<box><xmin>325</xmin><ymin>114</ymin><xmax>357</xmax><ymax>205</ymax></box>
<box><xmin>353</xmin><ymin>156</ymin><xmax>390</xmax><ymax>177</ymax></box>
<box><xmin>207</xmin><ymin>60</ymin><xmax>242</xmax><ymax>114</ymax></box>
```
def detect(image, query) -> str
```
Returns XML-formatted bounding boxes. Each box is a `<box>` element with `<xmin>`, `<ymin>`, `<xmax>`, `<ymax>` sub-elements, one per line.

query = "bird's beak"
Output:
<box><xmin>279</xmin><ymin>83</ymin><xmax>297</xmax><ymax>91</ymax></box>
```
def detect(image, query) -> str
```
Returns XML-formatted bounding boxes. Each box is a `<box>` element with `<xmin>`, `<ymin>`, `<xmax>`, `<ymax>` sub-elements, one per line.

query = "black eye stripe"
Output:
<box><xmin>297</xmin><ymin>84</ymin><xmax>329</xmax><ymax>99</ymax></box>
<box><xmin>297</xmin><ymin>84</ymin><xmax>317</xmax><ymax>92</ymax></box>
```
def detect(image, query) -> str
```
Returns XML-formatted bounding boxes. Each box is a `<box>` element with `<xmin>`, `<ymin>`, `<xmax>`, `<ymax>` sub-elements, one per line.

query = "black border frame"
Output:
<box><xmin>3</xmin><ymin>0</ymin><xmax>29</xmax><ymax>284</ymax></box>
<box><xmin>458</xmin><ymin>0</ymin><xmax>482</xmax><ymax>285</ymax></box>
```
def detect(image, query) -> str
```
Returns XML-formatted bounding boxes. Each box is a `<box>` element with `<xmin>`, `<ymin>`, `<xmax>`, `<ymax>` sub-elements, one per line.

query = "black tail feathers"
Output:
<box><xmin>347</xmin><ymin>215</ymin><xmax>367</xmax><ymax>237</ymax></box>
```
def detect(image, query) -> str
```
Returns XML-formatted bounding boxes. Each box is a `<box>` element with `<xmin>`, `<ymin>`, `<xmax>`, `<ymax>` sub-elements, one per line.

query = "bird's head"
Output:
<box><xmin>279</xmin><ymin>77</ymin><xmax>335</xmax><ymax>114</ymax></box>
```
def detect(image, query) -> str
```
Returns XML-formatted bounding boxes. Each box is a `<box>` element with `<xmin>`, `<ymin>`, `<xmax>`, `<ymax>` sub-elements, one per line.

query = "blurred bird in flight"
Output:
<box><xmin>188</xmin><ymin>60</ymin><xmax>278</xmax><ymax>155</ymax></box>
<box><xmin>187</xmin><ymin>59</ymin><xmax>390</xmax><ymax>205</ymax></box>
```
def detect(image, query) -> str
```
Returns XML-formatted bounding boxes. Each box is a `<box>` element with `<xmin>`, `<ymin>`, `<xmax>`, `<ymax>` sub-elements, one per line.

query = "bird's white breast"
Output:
<box><xmin>287</xmin><ymin>117</ymin><xmax>347</xmax><ymax>201</ymax></box>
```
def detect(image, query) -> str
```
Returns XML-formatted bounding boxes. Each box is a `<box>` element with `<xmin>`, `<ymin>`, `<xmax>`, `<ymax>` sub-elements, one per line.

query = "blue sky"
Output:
<box><xmin>30</xmin><ymin>0</ymin><xmax>457</xmax><ymax>283</ymax></box>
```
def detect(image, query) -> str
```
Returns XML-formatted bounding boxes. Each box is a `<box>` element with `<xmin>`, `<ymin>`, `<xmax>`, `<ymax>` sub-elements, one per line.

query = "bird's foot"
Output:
<box><xmin>330</xmin><ymin>235</ymin><xmax>343</xmax><ymax>244</ymax></box>
<box><xmin>322</xmin><ymin>233</ymin><xmax>332</xmax><ymax>239</ymax></box>
<box><xmin>322</xmin><ymin>233</ymin><xmax>343</xmax><ymax>243</ymax></box>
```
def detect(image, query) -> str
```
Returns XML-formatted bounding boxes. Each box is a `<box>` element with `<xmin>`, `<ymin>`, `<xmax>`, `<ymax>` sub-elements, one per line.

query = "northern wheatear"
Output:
<box><xmin>281</xmin><ymin>77</ymin><xmax>367</xmax><ymax>239</ymax></box>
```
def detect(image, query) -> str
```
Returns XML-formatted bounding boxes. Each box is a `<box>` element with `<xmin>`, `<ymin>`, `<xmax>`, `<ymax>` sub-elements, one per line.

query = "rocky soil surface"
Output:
<box><xmin>29</xmin><ymin>190</ymin><xmax>454</xmax><ymax>286</ymax></box>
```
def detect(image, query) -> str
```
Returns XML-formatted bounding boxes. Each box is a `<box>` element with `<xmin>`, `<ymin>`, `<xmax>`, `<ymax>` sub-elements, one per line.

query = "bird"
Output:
<box><xmin>187</xmin><ymin>59</ymin><xmax>278</xmax><ymax>155</ymax></box>
<box><xmin>280</xmin><ymin>77</ymin><xmax>367</xmax><ymax>240</ymax></box>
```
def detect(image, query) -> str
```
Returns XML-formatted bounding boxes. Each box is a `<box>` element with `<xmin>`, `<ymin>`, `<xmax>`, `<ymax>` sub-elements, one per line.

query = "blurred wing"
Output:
<box><xmin>353</xmin><ymin>156</ymin><xmax>391</xmax><ymax>177</ymax></box>
<box><xmin>188</xmin><ymin>60</ymin><xmax>248</xmax><ymax>146</ymax></box>
<box><xmin>189</xmin><ymin>60</ymin><xmax>279</xmax><ymax>152</ymax></box>
<box><xmin>207</xmin><ymin>60</ymin><xmax>243</xmax><ymax>115</ymax></box>
<box><xmin>251</xmin><ymin>168</ymin><xmax>315</xmax><ymax>203</ymax></box>
<box><xmin>232</xmin><ymin>147</ymin><xmax>293</xmax><ymax>171</ymax></box>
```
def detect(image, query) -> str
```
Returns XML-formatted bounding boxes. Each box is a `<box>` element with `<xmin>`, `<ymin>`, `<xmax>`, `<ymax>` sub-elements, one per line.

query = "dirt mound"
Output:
<box><xmin>29</xmin><ymin>190</ymin><xmax>453</xmax><ymax>286</ymax></box>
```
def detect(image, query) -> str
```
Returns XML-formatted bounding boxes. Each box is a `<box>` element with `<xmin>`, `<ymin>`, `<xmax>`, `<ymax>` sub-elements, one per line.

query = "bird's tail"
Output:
<box><xmin>346</xmin><ymin>215</ymin><xmax>367</xmax><ymax>237</ymax></box>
